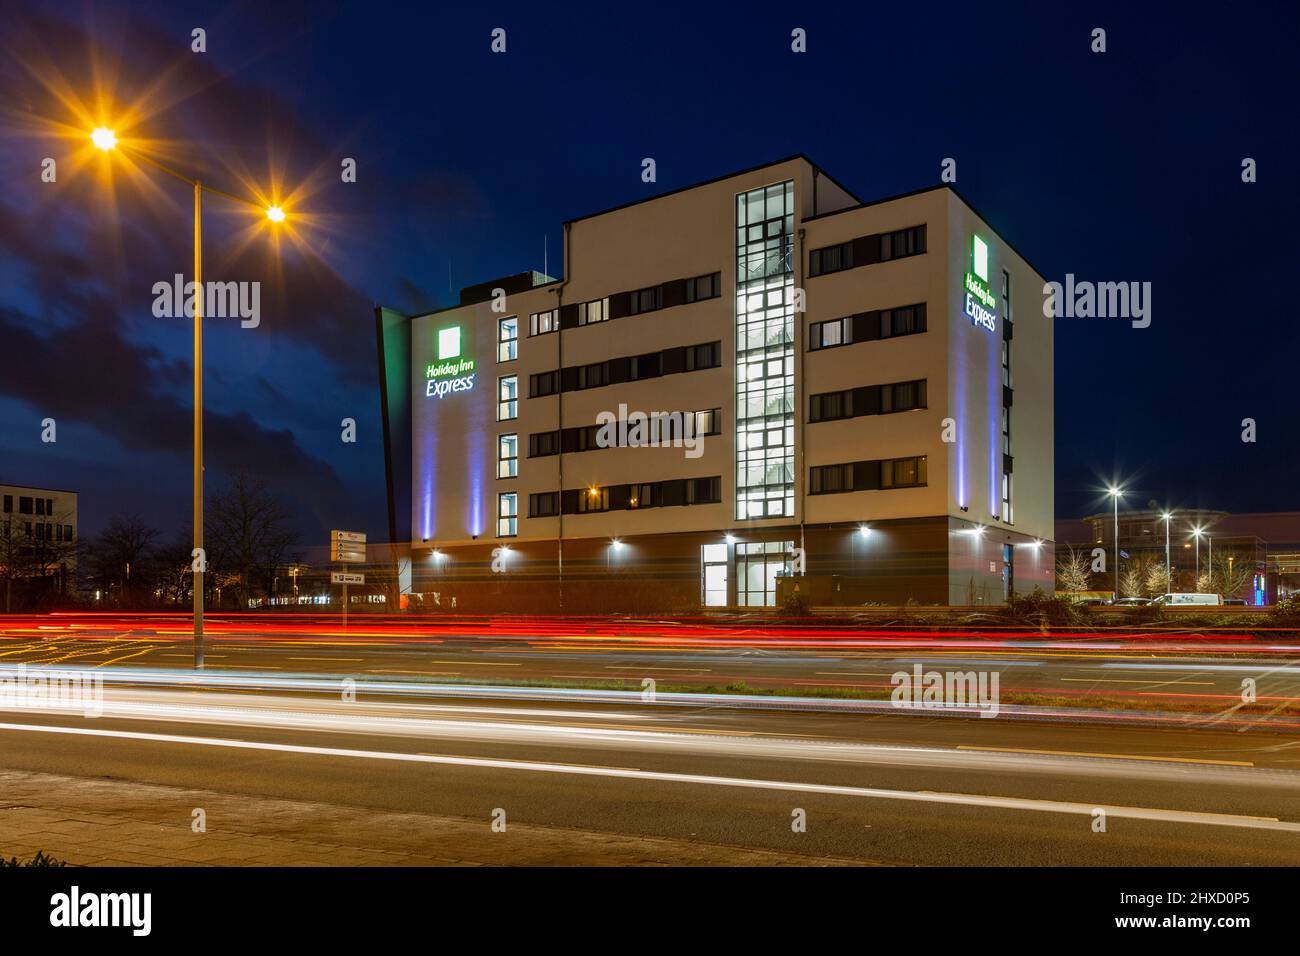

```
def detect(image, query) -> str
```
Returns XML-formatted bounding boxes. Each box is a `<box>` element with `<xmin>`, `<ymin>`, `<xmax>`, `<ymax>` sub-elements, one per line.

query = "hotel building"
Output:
<box><xmin>376</xmin><ymin>156</ymin><xmax>1054</xmax><ymax>610</ymax></box>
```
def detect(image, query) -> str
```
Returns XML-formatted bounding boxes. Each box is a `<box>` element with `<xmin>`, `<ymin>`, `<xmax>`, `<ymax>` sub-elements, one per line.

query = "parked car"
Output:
<box><xmin>1223</xmin><ymin>598</ymin><xmax>1249</xmax><ymax>606</ymax></box>
<box><xmin>1112</xmin><ymin>597</ymin><xmax>1153</xmax><ymax>607</ymax></box>
<box><xmin>1152</xmin><ymin>593</ymin><xmax>1222</xmax><ymax>606</ymax></box>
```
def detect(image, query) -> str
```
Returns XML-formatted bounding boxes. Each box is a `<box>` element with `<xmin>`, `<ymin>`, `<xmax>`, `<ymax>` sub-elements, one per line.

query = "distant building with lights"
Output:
<box><xmin>377</xmin><ymin>156</ymin><xmax>1054</xmax><ymax>610</ymax></box>
<box><xmin>0</xmin><ymin>482</ymin><xmax>78</xmax><ymax>608</ymax></box>
<box><xmin>1057</xmin><ymin>509</ymin><xmax>1299</xmax><ymax>604</ymax></box>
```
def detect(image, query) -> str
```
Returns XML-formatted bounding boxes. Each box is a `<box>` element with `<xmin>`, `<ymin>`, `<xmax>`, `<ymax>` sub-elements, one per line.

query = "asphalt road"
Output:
<box><xmin>2</xmin><ymin>615</ymin><xmax>1299</xmax><ymax>724</ymax></box>
<box><xmin>2</xmin><ymin>679</ymin><xmax>1299</xmax><ymax>865</ymax></box>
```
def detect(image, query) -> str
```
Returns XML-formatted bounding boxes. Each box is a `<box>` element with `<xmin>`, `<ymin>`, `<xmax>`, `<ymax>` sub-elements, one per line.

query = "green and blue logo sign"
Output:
<box><xmin>425</xmin><ymin>325</ymin><xmax>477</xmax><ymax>398</ymax></box>
<box><xmin>964</xmin><ymin>235</ymin><xmax>997</xmax><ymax>332</ymax></box>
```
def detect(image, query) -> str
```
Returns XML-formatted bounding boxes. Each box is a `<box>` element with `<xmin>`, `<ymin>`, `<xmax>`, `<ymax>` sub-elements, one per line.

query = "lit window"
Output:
<box><xmin>497</xmin><ymin>316</ymin><xmax>517</xmax><ymax>362</ymax></box>
<box><xmin>497</xmin><ymin>434</ymin><xmax>518</xmax><ymax>479</ymax></box>
<box><xmin>497</xmin><ymin>375</ymin><xmax>518</xmax><ymax>421</ymax></box>
<box><xmin>530</xmin><ymin>309</ymin><xmax>558</xmax><ymax>336</ymax></box>
<box><xmin>497</xmin><ymin>492</ymin><xmax>517</xmax><ymax>537</ymax></box>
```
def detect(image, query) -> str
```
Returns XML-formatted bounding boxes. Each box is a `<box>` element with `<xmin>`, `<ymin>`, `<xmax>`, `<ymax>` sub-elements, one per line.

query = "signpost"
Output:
<box><xmin>330</xmin><ymin>531</ymin><xmax>366</xmax><ymax>626</ymax></box>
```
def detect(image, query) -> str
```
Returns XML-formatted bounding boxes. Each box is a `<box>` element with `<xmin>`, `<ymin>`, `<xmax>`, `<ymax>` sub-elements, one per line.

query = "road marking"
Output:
<box><xmin>418</xmin><ymin>752</ymin><xmax>641</xmax><ymax>772</ymax></box>
<box><xmin>815</xmin><ymin>672</ymin><xmax>894</xmax><ymax>677</ymax></box>
<box><xmin>956</xmin><ymin>745</ymin><xmax>1253</xmax><ymax>767</ymax></box>
<box><xmin>604</xmin><ymin>666</ymin><xmax>710</xmax><ymax>672</ymax></box>
<box><xmin>0</xmin><ymin>721</ymin><xmax>1289</xmax><ymax>832</ymax></box>
<box><xmin>1059</xmin><ymin>678</ymin><xmax>1215</xmax><ymax>686</ymax></box>
<box><xmin>288</xmin><ymin>657</ymin><xmax>366</xmax><ymax>662</ymax></box>
<box><xmin>428</xmin><ymin>660</ymin><xmax>521</xmax><ymax>667</ymax></box>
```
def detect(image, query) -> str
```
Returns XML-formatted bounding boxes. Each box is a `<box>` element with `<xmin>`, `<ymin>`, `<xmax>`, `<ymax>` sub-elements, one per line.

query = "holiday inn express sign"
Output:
<box><xmin>425</xmin><ymin>325</ymin><xmax>477</xmax><ymax>398</ymax></box>
<box><xmin>964</xmin><ymin>235</ymin><xmax>997</xmax><ymax>332</ymax></box>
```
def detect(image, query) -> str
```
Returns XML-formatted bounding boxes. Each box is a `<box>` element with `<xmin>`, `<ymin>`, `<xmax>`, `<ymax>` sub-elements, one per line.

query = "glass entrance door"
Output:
<box><xmin>735</xmin><ymin>540</ymin><xmax>794</xmax><ymax>607</ymax></box>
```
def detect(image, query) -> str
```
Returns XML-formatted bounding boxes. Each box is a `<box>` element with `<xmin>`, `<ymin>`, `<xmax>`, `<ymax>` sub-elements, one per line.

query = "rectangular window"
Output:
<box><xmin>685</xmin><ymin>341</ymin><xmax>720</xmax><ymax>371</ymax></box>
<box><xmin>879</xmin><ymin>225</ymin><xmax>926</xmax><ymax>262</ymax></box>
<box><xmin>685</xmin><ymin>272</ymin><xmax>720</xmax><ymax>303</ymax></box>
<box><xmin>808</xmin><ymin>316</ymin><xmax>850</xmax><ymax>350</ymax></box>
<box><xmin>529</xmin><ymin>370</ymin><xmax>560</xmax><ymax>398</ymax></box>
<box><xmin>881</xmin><ymin>379</ymin><xmax>926</xmax><ymax>414</ymax></box>
<box><xmin>529</xmin><ymin>431</ymin><xmax>560</xmax><ymax>458</ymax></box>
<box><xmin>2</xmin><ymin>495</ymin><xmax>10</xmax><ymax>513</ymax></box>
<box><xmin>64</xmin><ymin>525</ymin><xmax>73</xmax><ymax>542</ymax></box>
<box><xmin>497</xmin><ymin>375</ymin><xmax>518</xmax><ymax>421</ymax></box>
<box><xmin>808</xmin><ymin>240</ymin><xmax>852</xmax><ymax>277</ymax></box>
<box><xmin>1002</xmin><ymin>405</ymin><xmax>1012</xmax><ymax>455</ymax></box>
<box><xmin>881</xmin><ymin>455</ymin><xmax>927</xmax><ymax>488</ymax></box>
<box><xmin>577</xmin><ymin>362</ymin><xmax>609</xmax><ymax>389</ymax></box>
<box><xmin>1001</xmin><ymin>472</ymin><xmax>1014</xmax><ymax>524</ymax></box>
<box><xmin>497</xmin><ymin>433</ymin><xmax>518</xmax><ymax>479</ymax></box>
<box><xmin>496</xmin><ymin>492</ymin><xmax>517</xmax><ymax>537</ymax></box>
<box><xmin>578</xmin><ymin>487</ymin><xmax>610</xmax><ymax>513</ymax></box>
<box><xmin>530</xmin><ymin>309</ymin><xmax>558</xmax><ymax>336</ymax></box>
<box><xmin>881</xmin><ymin>303</ymin><xmax>927</xmax><ymax>338</ymax></box>
<box><xmin>809</xmin><ymin>463</ymin><xmax>853</xmax><ymax>495</ymax></box>
<box><xmin>497</xmin><ymin>316</ymin><xmax>518</xmax><ymax>362</ymax></box>
<box><xmin>529</xmin><ymin>492</ymin><xmax>559</xmax><ymax>518</ymax></box>
<box><xmin>577</xmin><ymin>297</ymin><xmax>609</xmax><ymax>326</ymax></box>
<box><xmin>19</xmin><ymin>497</ymin><xmax>32</xmax><ymax>515</ymax></box>
<box><xmin>628</xmin><ymin>285</ymin><xmax>663</xmax><ymax>316</ymax></box>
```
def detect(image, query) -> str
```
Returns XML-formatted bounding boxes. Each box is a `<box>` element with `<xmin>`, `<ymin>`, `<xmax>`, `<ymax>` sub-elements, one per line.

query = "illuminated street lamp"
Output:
<box><xmin>1107</xmin><ymin>486</ymin><xmax>1123</xmax><ymax>599</ymax></box>
<box><xmin>1191</xmin><ymin>526</ymin><xmax>1204</xmax><ymax>582</ymax></box>
<box><xmin>87</xmin><ymin>126</ymin><xmax>287</xmax><ymax>669</ymax></box>
<box><xmin>1160</xmin><ymin>511</ymin><xmax>1173</xmax><ymax>593</ymax></box>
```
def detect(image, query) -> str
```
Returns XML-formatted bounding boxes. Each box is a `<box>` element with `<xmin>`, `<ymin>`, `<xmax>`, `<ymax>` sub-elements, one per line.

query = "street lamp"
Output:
<box><xmin>1107</xmin><ymin>486</ymin><xmax>1123</xmax><ymax>599</ymax></box>
<box><xmin>1160</xmin><ymin>511</ymin><xmax>1173</xmax><ymax>594</ymax></box>
<box><xmin>87</xmin><ymin>126</ymin><xmax>287</xmax><ymax>669</ymax></box>
<box><xmin>1191</xmin><ymin>526</ymin><xmax>1203</xmax><ymax>583</ymax></box>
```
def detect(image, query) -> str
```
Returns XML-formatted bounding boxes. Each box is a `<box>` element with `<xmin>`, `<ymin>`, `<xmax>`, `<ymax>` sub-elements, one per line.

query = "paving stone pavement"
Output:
<box><xmin>0</xmin><ymin>770</ymin><xmax>862</xmax><ymax>866</ymax></box>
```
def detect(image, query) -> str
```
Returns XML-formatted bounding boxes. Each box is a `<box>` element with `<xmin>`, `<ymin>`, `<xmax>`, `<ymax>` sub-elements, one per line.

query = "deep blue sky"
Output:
<box><xmin>1</xmin><ymin>0</ymin><xmax>1296</xmax><ymax>541</ymax></box>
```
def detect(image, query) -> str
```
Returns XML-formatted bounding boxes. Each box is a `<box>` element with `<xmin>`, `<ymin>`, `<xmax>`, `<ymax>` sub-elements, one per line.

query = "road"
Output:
<box><xmin>2</xmin><ymin>612</ymin><xmax>1299</xmax><ymax>727</ymax></box>
<box><xmin>2</xmin><ymin>672</ymin><xmax>1300</xmax><ymax>865</ymax></box>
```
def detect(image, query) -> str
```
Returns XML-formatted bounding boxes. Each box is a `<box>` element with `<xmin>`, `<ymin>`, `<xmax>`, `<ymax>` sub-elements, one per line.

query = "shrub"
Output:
<box><xmin>1</xmin><ymin>850</ymin><xmax>66</xmax><ymax>867</ymax></box>
<box><xmin>1270</xmin><ymin>595</ymin><xmax>1300</xmax><ymax>630</ymax></box>
<box><xmin>1001</xmin><ymin>587</ymin><xmax>1085</xmax><ymax>628</ymax></box>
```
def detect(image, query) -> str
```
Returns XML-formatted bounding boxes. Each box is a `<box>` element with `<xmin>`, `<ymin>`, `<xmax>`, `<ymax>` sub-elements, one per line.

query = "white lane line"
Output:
<box><xmin>0</xmin><ymin>721</ymin><xmax>1295</xmax><ymax>833</ymax></box>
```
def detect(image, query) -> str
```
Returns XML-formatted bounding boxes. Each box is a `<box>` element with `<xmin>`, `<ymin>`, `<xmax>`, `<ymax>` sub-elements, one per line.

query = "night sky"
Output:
<box><xmin>2</xmin><ymin>1</ymin><xmax>1296</xmax><ymax>543</ymax></box>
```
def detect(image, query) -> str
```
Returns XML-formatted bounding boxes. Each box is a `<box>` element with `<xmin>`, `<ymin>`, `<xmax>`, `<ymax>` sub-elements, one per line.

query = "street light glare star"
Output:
<box><xmin>266</xmin><ymin>205</ymin><xmax>286</xmax><ymax>223</ymax></box>
<box><xmin>90</xmin><ymin>127</ymin><xmax>117</xmax><ymax>151</ymax></box>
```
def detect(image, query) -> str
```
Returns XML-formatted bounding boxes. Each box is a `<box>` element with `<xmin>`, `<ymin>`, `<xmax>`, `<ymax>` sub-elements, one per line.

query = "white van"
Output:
<box><xmin>1153</xmin><ymin>593</ymin><xmax>1222</xmax><ymax>606</ymax></box>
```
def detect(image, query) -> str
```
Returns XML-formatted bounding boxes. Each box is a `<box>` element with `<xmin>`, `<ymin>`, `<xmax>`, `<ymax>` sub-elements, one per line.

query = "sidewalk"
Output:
<box><xmin>0</xmin><ymin>770</ymin><xmax>861</xmax><ymax>866</ymax></box>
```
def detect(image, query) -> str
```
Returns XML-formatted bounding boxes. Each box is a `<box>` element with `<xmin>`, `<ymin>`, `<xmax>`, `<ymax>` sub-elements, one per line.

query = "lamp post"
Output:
<box><xmin>1160</xmin><ymin>511</ymin><xmax>1173</xmax><ymax>594</ymax></box>
<box><xmin>1192</xmin><ymin>526</ymin><xmax>1203</xmax><ymax>583</ymax></box>
<box><xmin>90</xmin><ymin>128</ymin><xmax>286</xmax><ymax>669</ymax></box>
<box><xmin>1107</xmin><ymin>486</ymin><xmax>1123</xmax><ymax>599</ymax></box>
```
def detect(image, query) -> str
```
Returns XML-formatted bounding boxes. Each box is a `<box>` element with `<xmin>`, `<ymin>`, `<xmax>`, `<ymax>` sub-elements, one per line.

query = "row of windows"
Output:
<box><xmin>524</xmin><ymin>273</ymin><xmax>722</xmax><ymax>339</ymax></box>
<box><xmin>809</xmin><ymin>303</ymin><xmax>927</xmax><ymax>351</ymax></box>
<box><xmin>808</xmin><ymin>224</ymin><xmax>927</xmax><ymax>278</ymax></box>
<box><xmin>528</xmin><ymin>409</ymin><xmax>721</xmax><ymax>458</ymax></box>
<box><xmin>808</xmin><ymin>456</ymin><xmax>928</xmax><ymax>495</ymax></box>
<box><xmin>3</xmin><ymin>495</ymin><xmax>57</xmax><ymax>516</ymax></box>
<box><xmin>529</xmin><ymin>341</ymin><xmax>722</xmax><ymax>398</ymax></box>
<box><xmin>1</xmin><ymin>518</ymin><xmax>73</xmax><ymax>542</ymax></box>
<box><xmin>808</xmin><ymin>380</ymin><xmax>927</xmax><ymax>423</ymax></box>
<box><xmin>525</xmin><ymin>475</ymin><xmax>722</xmax><ymax>521</ymax></box>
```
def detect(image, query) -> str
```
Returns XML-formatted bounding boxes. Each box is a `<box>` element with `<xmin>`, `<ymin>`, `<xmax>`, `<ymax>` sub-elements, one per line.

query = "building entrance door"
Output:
<box><xmin>701</xmin><ymin>543</ymin><xmax>728</xmax><ymax>607</ymax></box>
<box><xmin>736</xmin><ymin>540</ymin><xmax>794</xmax><ymax>607</ymax></box>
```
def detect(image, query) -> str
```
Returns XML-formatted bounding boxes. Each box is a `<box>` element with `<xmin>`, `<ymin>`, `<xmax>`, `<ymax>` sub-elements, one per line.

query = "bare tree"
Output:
<box><xmin>1208</xmin><ymin>551</ymin><xmax>1255</xmax><ymax>599</ymax></box>
<box><xmin>1055</xmin><ymin>545</ymin><xmax>1092</xmax><ymax>593</ymax></box>
<box><xmin>82</xmin><ymin>515</ymin><xmax>158</xmax><ymax>607</ymax></box>
<box><xmin>206</xmin><ymin>472</ymin><xmax>299</xmax><ymax>608</ymax></box>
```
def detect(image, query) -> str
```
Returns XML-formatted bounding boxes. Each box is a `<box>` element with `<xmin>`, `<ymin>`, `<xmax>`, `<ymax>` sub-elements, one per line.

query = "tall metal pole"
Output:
<box><xmin>1165</xmin><ymin>516</ymin><xmax>1171</xmax><ymax>593</ymax></box>
<box><xmin>1112</xmin><ymin>495</ymin><xmax>1119</xmax><ymax>599</ymax></box>
<box><xmin>193</xmin><ymin>181</ymin><xmax>205</xmax><ymax>669</ymax></box>
<box><xmin>1195</xmin><ymin>533</ymin><xmax>1200</xmax><ymax>583</ymax></box>
<box><xmin>1207</xmin><ymin>536</ymin><xmax>1213</xmax><ymax>592</ymax></box>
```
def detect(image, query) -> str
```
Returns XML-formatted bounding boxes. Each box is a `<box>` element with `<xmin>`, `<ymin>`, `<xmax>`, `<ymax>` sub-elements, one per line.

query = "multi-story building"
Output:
<box><xmin>377</xmin><ymin>156</ymin><xmax>1054</xmax><ymax>610</ymax></box>
<box><xmin>0</xmin><ymin>482</ymin><xmax>79</xmax><ymax>606</ymax></box>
